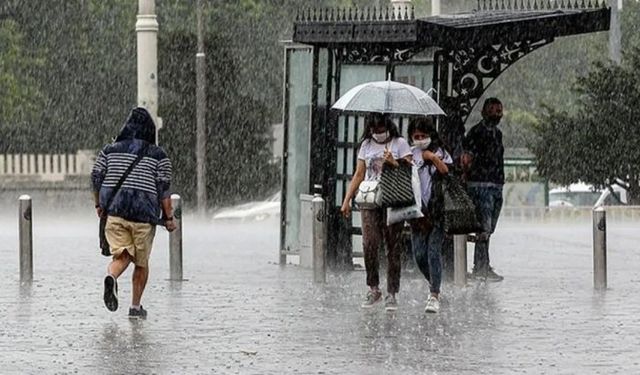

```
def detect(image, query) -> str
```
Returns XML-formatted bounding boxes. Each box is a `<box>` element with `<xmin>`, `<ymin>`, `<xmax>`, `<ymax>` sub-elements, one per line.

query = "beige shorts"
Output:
<box><xmin>105</xmin><ymin>216</ymin><xmax>156</xmax><ymax>268</ymax></box>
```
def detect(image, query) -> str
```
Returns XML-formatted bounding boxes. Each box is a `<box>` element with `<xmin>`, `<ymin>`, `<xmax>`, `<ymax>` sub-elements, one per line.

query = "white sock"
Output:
<box><xmin>131</xmin><ymin>305</ymin><xmax>141</xmax><ymax>310</ymax></box>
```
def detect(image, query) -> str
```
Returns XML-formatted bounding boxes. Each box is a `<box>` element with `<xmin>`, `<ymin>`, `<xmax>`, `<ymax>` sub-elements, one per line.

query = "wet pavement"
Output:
<box><xmin>1</xmin><ymin>211</ymin><xmax>640</xmax><ymax>374</ymax></box>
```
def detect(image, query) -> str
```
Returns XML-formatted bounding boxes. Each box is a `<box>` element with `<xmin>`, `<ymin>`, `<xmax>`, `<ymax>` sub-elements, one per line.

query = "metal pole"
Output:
<box><xmin>195</xmin><ymin>0</ymin><xmax>208</xmax><ymax>215</ymax></box>
<box><xmin>609</xmin><ymin>0</ymin><xmax>622</xmax><ymax>64</ymax></box>
<box><xmin>312</xmin><ymin>192</ymin><xmax>326</xmax><ymax>283</ymax></box>
<box><xmin>19</xmin><ymin>195</ymin><xmax>33</xmax><ymax>282</ymax></box>
<box><xmin>593</xmin><ymin>207</ymin><xmax>607</xmax><ymax>290</ymax></box>
<box><xmin>136</xmin><ymin>0</ymin><xmax>161</xmax><ymax>143</ymax></box>
<box><xmin>453</xmin><ymin>234</ymin><xmax>467</xmax><ymax>287</ymax></box>
<box><xmin>169</xmin><ymin>194</ymin><xmax>183</xmax><ymax>281</ymax></box>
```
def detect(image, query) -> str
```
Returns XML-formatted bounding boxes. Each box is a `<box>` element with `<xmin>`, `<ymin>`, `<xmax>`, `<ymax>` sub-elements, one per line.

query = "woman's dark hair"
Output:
<box><xmin>360</xmin><ymin>113</ymin><xmax>400</xmax><ymax>142</ymax></box>
<box><xmin>407</xmin><ymin>117</ymin><xmax>443</xmax><ymax>152</ymax></box>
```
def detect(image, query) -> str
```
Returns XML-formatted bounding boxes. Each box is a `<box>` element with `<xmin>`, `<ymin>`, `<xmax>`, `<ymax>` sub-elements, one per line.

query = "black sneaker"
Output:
<box><xmin>128</xmin><ymin>306</ymin><xmax>148</xmax><ymax>319</ymax></box>
<box><xmin>103</xmin><ymin>275</ymin><xmax>118</xmax><ymax>312</ymax></box>
<box><xmin>472</xmin><ymin>267</ymin><xmax>504</xmax><ymax>282</ymax></box>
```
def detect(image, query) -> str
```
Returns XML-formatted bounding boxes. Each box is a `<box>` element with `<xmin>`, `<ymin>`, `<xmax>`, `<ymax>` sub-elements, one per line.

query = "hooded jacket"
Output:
<box><xmin>91</xmin><ymin>108</ymin><xmax>172</xmax><ymax>224</ymax></box>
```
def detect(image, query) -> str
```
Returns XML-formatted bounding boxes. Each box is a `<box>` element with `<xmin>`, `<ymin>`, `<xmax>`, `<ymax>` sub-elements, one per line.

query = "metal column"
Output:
<box><xmin>19</xmin><ymin>195</ymin><xmax>33</xmax><ymax>282</ymax></box>
<box><xmin>312</xmin><ymin>192</ymin><xmax>326</xmax><ymax>283</ymax></box>
<box><xmin>453</xmin><ymin>234</ymin><xmax>467</xmax><ymax>287</ymax></box>
<box><xmin>593</xmin><ymin>207</ymin><xmax>607</xmax><ymax>290</ymax></box>
<box><xmin>169</xmin><ymin>194</ymin><xmax>184</xmax><ymax>281</ymax></box>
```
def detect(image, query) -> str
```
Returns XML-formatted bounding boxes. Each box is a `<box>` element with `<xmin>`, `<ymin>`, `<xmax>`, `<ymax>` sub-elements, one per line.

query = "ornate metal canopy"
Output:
<box><xmin>292</xmin><ymin>0</ymin><xmax>610</xmax><ymax>149</ymax></box>
<box><xmin>294</xmin><ymin>1</ymin><xmax>610</xmax><ymax>48</ymax></box>
<box><xmin>283</xmin><ymin>0</ymin><xmax>611</xmax><ymax>269</ymax></box>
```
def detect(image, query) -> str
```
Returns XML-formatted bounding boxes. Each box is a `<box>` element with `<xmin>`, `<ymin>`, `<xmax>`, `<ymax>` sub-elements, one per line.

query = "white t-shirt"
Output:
<box><xmin>357</xmin><ymin>137</ymin><xmax>412</xmax><ymax>181</ymax></box>
<box><xmin>413</xmin><ymin>146</ymin><xmax>452</xmax><ymax>206</ymax></box>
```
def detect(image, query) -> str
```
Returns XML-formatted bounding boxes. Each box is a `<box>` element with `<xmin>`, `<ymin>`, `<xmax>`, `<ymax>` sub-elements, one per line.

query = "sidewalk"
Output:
<box><xmin>0</xmin><ymin>213</ymin><xmax>639</xmax><ymax>374</ymax></box>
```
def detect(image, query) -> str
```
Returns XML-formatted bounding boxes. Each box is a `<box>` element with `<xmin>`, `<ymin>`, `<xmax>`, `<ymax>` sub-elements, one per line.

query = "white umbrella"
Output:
<box><xmin>331</xmin><ymin>79</ymin><xmax>446</xmax><ymax>116</ymax></box>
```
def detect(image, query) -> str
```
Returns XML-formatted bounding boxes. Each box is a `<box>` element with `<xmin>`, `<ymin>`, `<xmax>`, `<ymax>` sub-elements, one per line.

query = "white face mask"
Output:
<box><xmin>372</xmin><ymin>131</ymin><xmax>389</xmax><ymax>143</ymax></box>
<box><xmin>413</xmin><ymin>137</ymin><xmax>431</xmax><ymax>150</ymax></box>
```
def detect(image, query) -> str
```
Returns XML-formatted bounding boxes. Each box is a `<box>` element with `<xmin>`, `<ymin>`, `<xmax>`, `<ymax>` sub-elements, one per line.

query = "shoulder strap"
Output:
<box><xmin>104</xmin><ymin>143</ymin><xmax>150</xmax><ymax>211</ymax></box>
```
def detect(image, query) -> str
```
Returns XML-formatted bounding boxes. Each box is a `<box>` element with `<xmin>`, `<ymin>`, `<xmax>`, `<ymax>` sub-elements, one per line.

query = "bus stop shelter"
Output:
<box><xmin>280</xmin><ymin>0</ymin><xmax>610</xmax><ymax>269</ymax></box>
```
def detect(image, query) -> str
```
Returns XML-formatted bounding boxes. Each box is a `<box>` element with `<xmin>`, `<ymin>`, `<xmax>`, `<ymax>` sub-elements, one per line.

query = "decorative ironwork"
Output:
<box><xmin>297</xmin><ymin>6</ymin><xmax>415</xmax><ymax>23</ymax></box>
<box><xmin>336</xmin><ymin>45</ymin><xmax>426</xmax><ymax>64</ymax></box>
<box><xmin>476</xmin><ymin>0</ymin><xmax>607</xmax><ymax>11</ymax></box>
<box><xmin>434</xmin><ymin>38</ymin><xmax>553</xmax><ymax>160</ymax></box>
<box><xmin>437</xmin><ymin>38</ymin><xmax>553</xmax><ymax>125</ymax></box>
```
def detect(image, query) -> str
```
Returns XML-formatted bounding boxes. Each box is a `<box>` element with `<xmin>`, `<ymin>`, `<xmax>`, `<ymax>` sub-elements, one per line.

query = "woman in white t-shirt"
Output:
<box><xmin>340</xmin><ymin>113</ymin><xmax>412</xmax><ymax>311</ymax></box>
<box><xmin>408</xmin><ymin>117</ymin><xmax>452</xmax><ymax>314</ymax></box>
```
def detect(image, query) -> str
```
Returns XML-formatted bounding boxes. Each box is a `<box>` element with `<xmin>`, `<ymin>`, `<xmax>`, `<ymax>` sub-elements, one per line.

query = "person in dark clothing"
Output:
<box><xmin>461</xmin><ymin>98</ymin><xmax>505</xmax><ymax>282</ymax></box>
<box><xmin>91</xmin><ymin>107</ymin><xmax>176</xmax><ymax>318</ymax></box>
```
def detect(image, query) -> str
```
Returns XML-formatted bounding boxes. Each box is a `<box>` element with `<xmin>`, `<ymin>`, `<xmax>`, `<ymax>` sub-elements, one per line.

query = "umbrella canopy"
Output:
<box><xmin>331</xmin><ymin>80</ymin><xmax>446</xmax><ymax>116</ymax></box>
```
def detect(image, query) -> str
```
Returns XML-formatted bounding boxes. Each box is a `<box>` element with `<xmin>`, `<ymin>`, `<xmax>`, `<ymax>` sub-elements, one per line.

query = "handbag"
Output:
<box><xmin>98</xmin><ymin>144</ymin><xmax>150</xmax><ymax>256</ymax></box>
<box><xmin>434</xmin><ymin>174</ymin><xmax>482</xmax><ymax>234</ymax></box>
<box><xmin>354</xmin><ymin>180</ymin><xmax>382</xmax><ymax>209</ymax></box>
<box><xmin>379</xmin><ymin>161</ymin><xmax>415</xmax><ymax>208</ymax></box>
<box><xmin>387</xmin><ymin>165</ymin><xmax>424</xmax><ymax>225</ymax></box>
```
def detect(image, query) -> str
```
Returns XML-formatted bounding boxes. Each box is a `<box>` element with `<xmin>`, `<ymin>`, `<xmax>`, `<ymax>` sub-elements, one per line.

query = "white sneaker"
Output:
<box><xmin>425</xmin><ymin>295</ymin><xmax>440</xmax><ymax>314</ymax></box>
<box><xmin>384</xmin><ymin>294</ymin><xmax>398</xmax><ymax>312</ymax></box>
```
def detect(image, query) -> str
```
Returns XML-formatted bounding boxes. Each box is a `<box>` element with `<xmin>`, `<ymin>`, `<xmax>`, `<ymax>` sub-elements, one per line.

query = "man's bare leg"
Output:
<box><xmin>104</xmin><ymin>251</ymin><xmax>131</xmax><ymax>312</ymax></box>
<box><xmin>108</xmin><ymin>251</ymin><xmax>132</xmax><ymax>278</ymax></box>
<box><xmin>131</xmin><ymin>265</ymin><xmax>148</xmax><ymax>307</ymax></box>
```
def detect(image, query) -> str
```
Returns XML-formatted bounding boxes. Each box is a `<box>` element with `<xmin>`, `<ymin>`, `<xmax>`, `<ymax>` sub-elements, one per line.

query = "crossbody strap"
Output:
<box><xmin>103</xmin><ymin>143</ymin><xmax>150</xmax><ymax>212</ymax></box>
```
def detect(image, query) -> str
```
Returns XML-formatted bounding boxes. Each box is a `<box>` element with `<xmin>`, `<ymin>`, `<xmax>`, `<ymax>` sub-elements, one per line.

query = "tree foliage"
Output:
<box><xmin>531</xmin><ymin>47</ymin><xmax>640</xmax><ymax>203</ymax></box>
<box><xmin>529</xmin><ymin>1</ymin><xmax>640</xmax><ymax>203</ymax></box>
<box><xmin>0</xmin><ymin>18</ymin><xmax>45</xmax><ymax>142</ymax></box>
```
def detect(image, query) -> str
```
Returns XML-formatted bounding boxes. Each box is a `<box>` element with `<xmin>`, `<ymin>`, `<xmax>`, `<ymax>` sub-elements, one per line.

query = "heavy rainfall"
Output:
<box><xmin>1</xmin><ymin>0</ymin><xmax>640</xmax><ymax>374</ymax></box>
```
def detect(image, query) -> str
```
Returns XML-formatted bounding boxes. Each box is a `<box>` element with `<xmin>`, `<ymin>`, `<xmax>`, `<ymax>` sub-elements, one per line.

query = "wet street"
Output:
<box><xmin>1</xmin><ymin>212</ymin><xmax>639</xmax><ymax>374</ymax></box>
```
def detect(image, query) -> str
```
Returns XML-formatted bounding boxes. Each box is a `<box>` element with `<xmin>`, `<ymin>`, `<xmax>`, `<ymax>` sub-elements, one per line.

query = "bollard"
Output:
<box><xmin>593</xmin><ymin>206</ymin><xmax>607</xmax><ymax>290</ymax></box>
<box><xmin>453</xmin><ymin>234</ymin><xmax>467</xmax><ymax>287</ymax></box>
<box><xmin>19</xmin><ymin>195</ymin><xmax>33</xmax><ymax>282</ymax></box>
<box><xmin>312</xmin><ymin>192</ymin><xmax>326</xmax><ymax>283</ymax></box>
<box><xmin>169</xmin><ymin>194</ymin><xmax>183</xmax><ymax>281</ymax></box>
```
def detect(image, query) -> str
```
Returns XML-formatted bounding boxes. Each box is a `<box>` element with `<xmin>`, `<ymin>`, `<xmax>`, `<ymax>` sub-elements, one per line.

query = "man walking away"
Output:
<box><xmin>461</xmin><ymin>98</ymin><xmax>505</xmax><ymax>282</ymax></box>
<box><xmin>92</xmin><ymin>107</ymin><xmax>177</xmax><ymax>318</ymax></box>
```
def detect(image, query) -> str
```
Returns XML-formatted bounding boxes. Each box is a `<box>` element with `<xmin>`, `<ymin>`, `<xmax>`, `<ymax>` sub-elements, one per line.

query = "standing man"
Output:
<box><xmin>92</xmin><ymin>107</ymin><xmax>176</xmax><ymax>318</ymax></box>
<box><xmin>461</xmin><ymin>98</ymin><xmax>505</xmax><ymax>282</ymax></box>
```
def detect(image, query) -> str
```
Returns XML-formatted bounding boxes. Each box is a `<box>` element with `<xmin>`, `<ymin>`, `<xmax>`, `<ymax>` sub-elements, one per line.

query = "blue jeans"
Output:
<box><xmin>411</xmin><ymin>222</ymin><xmax>444</xmax><ymax>294</ymax></box>
<box><xmin>468</xmin><ymin>185</ymin><xmax>503</xmax><ymax>272</ymax></box>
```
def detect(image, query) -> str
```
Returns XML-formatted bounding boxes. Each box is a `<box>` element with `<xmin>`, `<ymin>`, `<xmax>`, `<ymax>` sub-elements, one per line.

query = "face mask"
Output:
<box><xmin>413</xmin><ymin>137</ymin><xmax>431</xmax><ymax>150</ymax></box>
<box><xmin>372</xmin><ymin>131</ymin><xmax>389</xmax><ymax>143</ymax></box>
<box><xmin>487</xmin><ymin>116</ymin><xmax>501</xmax><ymax>126</ymax></box>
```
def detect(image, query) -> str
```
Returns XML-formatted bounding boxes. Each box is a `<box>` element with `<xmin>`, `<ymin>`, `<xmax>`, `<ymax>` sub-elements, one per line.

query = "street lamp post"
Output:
<box><xmin>196</xmin><ymin>0</ymin><xmax>208</xmax><ymax>215</ymax></box>
<box><xmin>609</xmin><ymin>0</ymin><xmax>622</xmax><ymax>64</ymax></box>
<box><xmin>136</xmin><ymin>0</ymin><xmax>161</xmax><ymax>142</ymax></box>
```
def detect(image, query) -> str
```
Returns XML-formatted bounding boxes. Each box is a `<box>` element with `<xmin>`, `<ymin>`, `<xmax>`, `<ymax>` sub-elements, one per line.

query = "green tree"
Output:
<box><xmin>530</xmin><ymin>47</ymin><xmax>640</xmax><ymax>204</ymax></box>
<box><xmin>528</xmin><ymin>1</ymin><xmax>640</xmax><ymax>203</ymax></box>
<box><xmin>0</xmin><ymin>18</ymin><xmax>44</xmax><ymax>145</ymax></box>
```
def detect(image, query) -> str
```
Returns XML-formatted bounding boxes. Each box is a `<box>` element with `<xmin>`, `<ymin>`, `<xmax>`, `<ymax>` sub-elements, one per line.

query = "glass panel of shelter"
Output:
<box><xmin>283</xmin><ymin>46</ymin><xmax>313</xmax><ymax>255</ymax></box>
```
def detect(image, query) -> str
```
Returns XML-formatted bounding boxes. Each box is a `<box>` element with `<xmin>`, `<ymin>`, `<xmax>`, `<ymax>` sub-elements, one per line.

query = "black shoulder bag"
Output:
<box><xmin>426</xmin><ymin>159</ymin><xmax>482</xmax><ymax>234</ymax></box>
<box><xmin>379</xmin><ymin>160</ymin><xmax>415</xmax><ymax>208</ymax></box>
<box><xmin>99</xmin><ymin>145</ymin><xmax>149</xmax><ymax>256</ymax></box>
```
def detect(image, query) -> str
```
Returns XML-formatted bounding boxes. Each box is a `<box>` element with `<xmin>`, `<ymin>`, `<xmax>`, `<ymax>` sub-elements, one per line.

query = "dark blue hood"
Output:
<box><xmin>115</xmin><ymin>107</ymin><xmax>156</xmax><ymax>144</ymax></box>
